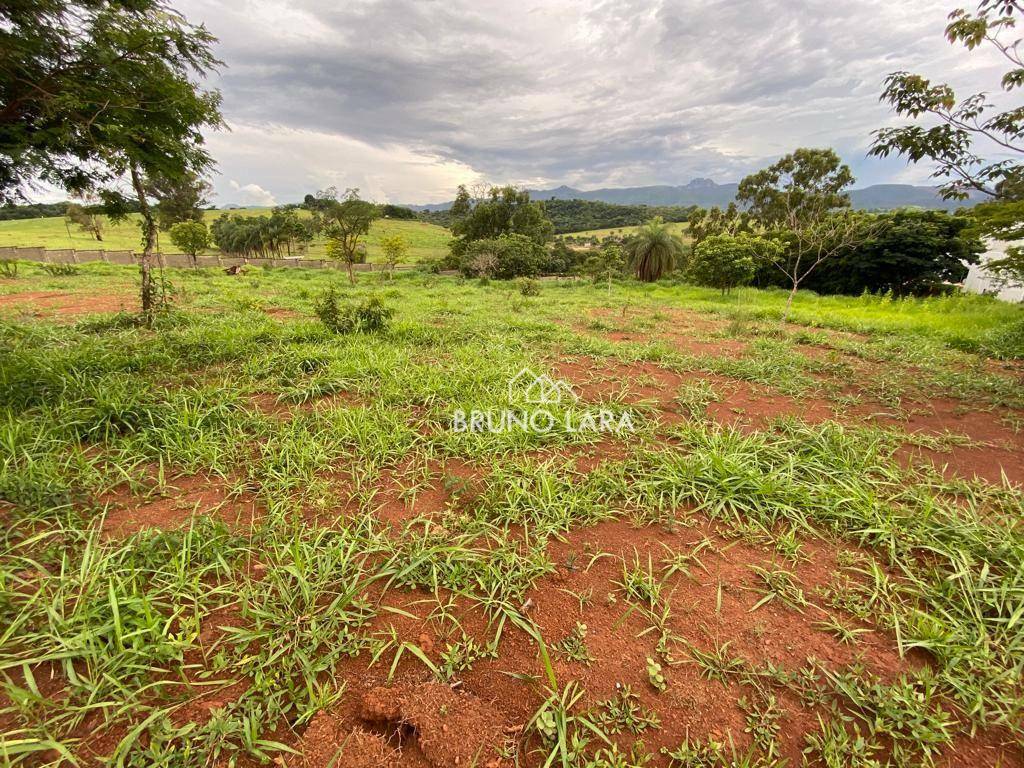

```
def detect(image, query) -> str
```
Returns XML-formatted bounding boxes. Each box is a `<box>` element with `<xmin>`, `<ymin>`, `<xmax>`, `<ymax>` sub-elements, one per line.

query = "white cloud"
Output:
<box><xmin>175</xmin><ymin>0</ymin><xmax>1011</xmax><ymax>202</ymax></box>
<box><xmin>209</xmin><ymin>123</ymin><xmax>482</xmax><ymax>204</ymax></box>
<box><xmin>226</xmin><ymin>179</ymin><xmax>278</xmax><ymax>207</ymax></box>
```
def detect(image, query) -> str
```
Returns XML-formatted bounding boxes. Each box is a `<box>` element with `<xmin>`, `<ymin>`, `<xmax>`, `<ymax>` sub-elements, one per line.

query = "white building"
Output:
<box><xmin>962</xmin><ymin>239</ymin><xmax>1024</xmax><ymax>302</ymax></box>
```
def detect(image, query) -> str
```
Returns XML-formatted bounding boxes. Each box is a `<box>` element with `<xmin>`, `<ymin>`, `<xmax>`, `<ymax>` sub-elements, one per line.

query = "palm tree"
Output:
<box><xmin>624</xmin><ymin>217</ymin><xmax>686</xmax><ymax>282</ymax></box>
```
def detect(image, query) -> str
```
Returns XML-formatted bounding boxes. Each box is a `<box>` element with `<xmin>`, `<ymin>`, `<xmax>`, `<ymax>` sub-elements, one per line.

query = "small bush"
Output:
<box><xmin>314</xmin><ymin>289</ymin><xmax>393</xmax><ymax>334</ymax></box>
<box><xmin>0</xmin><ymin>260</ymin><xmax>18</xmax><ymax>278</ymax></box>
<box><xmin>518</xmin><ymin>278</ymin><xmax>541</xmax><ymax>296</ymax></box>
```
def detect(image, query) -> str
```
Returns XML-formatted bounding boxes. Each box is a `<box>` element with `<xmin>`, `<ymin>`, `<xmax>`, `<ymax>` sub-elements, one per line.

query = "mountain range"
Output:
<box><xmin>409</xmin><ymin>178</ymin><xmax>983</xmax><ymax>212</ymax></box>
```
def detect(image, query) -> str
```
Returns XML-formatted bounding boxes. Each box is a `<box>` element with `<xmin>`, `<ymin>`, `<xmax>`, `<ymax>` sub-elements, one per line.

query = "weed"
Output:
<box><xmin>593</xmin><ymin>686</ymin><xmax>660</xmax><ymax>735</ymax></box>
<box><xmin>646</xmin><ymin>657</ymin><xmax>666</xmax><ymax>692</ymax></box>
<box><xmin>554</xmin><ymin>622</ymin><xmax>594</xmax><ymax>665</ymax></box>
<box><xmin>314</xmin><ymin>289</ymin><xmax>393</xmax><ymax>333</ymax></box>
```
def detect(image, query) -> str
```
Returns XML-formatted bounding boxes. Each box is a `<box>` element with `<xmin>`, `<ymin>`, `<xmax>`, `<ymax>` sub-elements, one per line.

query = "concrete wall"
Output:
<box><xmin>0</xmin><ymin>246</ymin><xmax>419</xmax><ymax>273</ymax></box>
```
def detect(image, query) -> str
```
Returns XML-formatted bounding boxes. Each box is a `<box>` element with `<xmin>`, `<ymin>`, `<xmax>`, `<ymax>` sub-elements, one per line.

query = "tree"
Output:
<box><xmin>582</xmin><ymin>242</ymin><xmax>627</xmax><ymax>293</ymax></box>
<box><xmin>971</xmin><ymin>199</ymin><xmax>1024</xmax><ymax>288</ymax></box>
<box><xmin>321</xmin><ymin>189</ymin><xmax>379</xmax><ymax>284</ymax></box>
<box><xmin>459</xmin><ymin>234</ymin><xmax>546</xmax><ymax>279</ymax></box>
<box><xmin>623</xmin><ymin>217</ymin><xmax>686</xmax><ymax>282</ymax></box>
<box><xmin>380</xmin><ymin>204</ymin><xmax>416</xmax><ymax>220</ymax></box>
<box><xmin>737</xmin><ymin>148</ymin><xmax>870</xmax><ymax>319</ymax></box>
<box><xmin>869</xmin><ymin>1</ymin><xmax>1022</xmax><ymax>201</ymax></box>
<box><xmin>802</xmin><ymin>210</ymin><xmax>984</xmax><ymax>296</ymax></box>
<box><xmin>146</xmin><ymin>171</ymin><xmax>212</xmax><ymax>230</ymax></box>
<box><xmin>689</xmin><ymin>234</ymin><xmax>780</xmax><ymax>294</ymax></box>
<box><xmin>169</xmin><ymin>220</ymin><xmax>210</xmax><ymax>266</ymax></box>
<box><xmin>379</xmin><ymin>234</ymin><xmax>408</xmax><ymax>278</ymax></box>
<box><xmin>1</xmin><ymin>1</ymin><xmax>224</xmax><ymax>323</ymax></box>
<box><xmin>449</xmin><ymin>186</ymin><xmax>553</xmax><ymax>258</ymax></box>
<box><xmin>688</xmin><ymin>203</ymin><xmax>753</xmax><ymax>245</ymax></box>
<box><xmin>65</xmin><ymin>202</ymin><xmax>104</xmax><ymax>241</ymax></box>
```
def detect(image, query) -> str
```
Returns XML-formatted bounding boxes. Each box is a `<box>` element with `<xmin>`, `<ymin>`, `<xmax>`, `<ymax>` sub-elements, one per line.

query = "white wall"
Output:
<box><xmin>962</xmin><ymin>239</ymin><xmax>1024</xmax><ymax>302</ymax></box>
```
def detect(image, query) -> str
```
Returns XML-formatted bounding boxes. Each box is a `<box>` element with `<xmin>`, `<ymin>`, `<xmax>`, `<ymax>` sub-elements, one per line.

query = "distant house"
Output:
<box><xmin>962</xmin><ymin>239</ymin><xmax>1023</xmax><ymax>303</ymax></box>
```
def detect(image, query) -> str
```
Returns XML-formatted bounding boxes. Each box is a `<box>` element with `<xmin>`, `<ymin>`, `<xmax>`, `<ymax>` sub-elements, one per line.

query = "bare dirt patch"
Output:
<box><xmin>0</xmin><ymin>290</ymin><xmax>137</xmax><ymax>317</ymax></box>
<box><xmin>100</xmin><ymin>474</ymin><xmax>260</xmax><ymax>537</ymax></box>
<box><xmin>878</xmin><ymin>398</ymin><xmax>1024</xmax><ymax>486</ymax></box>
<box><xmin>708</xmin><ymin>380</ymin><xmax>837</xmax><ymax>431</ymax></box>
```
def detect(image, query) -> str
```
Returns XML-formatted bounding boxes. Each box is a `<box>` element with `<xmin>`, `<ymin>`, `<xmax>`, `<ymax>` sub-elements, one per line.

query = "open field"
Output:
<box><xmin>1</xmin><ymin>263</ymin><xmax>1024</xmax><ymax>767</ymax></box>
<box><xmin>565</xmin><ymin>222</ymin><xmax>690</xmax><ymax>241</ymax></box>
<box><xmin>0</xmin><ymin>209</ymin><xmax>452</xmax><ymax>263</ymax></box>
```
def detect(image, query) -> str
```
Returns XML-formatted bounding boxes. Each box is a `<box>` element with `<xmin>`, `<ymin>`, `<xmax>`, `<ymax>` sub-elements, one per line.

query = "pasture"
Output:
<box><xmin>0</xmin><ymin>209</ymin><xmax>452</xmax><ymax>263</ymax></box>
<box><xmin>1</xmin><ymin>262</ymin><xmax>1023</xmax><ymax>767</ymax></box>
<box><xmin>566</xmin><ymin>222</ymin><xmax>690</xmax><ymax>241</ymax></box>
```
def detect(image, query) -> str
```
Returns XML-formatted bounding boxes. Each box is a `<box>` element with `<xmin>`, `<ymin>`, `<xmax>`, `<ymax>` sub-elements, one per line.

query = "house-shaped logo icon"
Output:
<box><xmin>508</xmin><ymin>368</ymin><xmax>579</xmax><ymax>405</ymax></box>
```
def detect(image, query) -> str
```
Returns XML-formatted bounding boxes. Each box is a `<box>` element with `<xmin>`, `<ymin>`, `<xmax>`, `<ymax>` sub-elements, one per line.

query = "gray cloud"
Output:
<box><xmin>176</xmin><ymin>0</ymin><xmax>1006</xmax><ymax>203</ymax></box>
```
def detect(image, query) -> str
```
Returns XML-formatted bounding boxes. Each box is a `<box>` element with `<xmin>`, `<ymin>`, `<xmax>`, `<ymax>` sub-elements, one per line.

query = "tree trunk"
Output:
<box><xmin>130</xmin><ymin>163</ymin><xmax>157</xmax><ymax>325</ymax></box>
<box><xmin>783</xmin><ymin>280</ymin><xmax>799</xmax><ymax>322</ymax></box>
<box><xmin>347</xmin><ymin>259</ymin><xmax>356</xmax><ymax>285</ymax></box>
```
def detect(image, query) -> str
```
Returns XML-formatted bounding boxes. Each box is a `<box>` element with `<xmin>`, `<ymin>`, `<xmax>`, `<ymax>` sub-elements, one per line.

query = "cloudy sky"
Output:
<box><xmin>172</xmin><ymin>0</ymin><xmax>1005</xmax><ymax>206</ymax></box>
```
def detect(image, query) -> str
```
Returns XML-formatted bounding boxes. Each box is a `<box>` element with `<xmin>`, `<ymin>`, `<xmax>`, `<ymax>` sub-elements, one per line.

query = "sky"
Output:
<box><xmin>166</xmin><ymin>0</ymin><xmax>1007</xmax><ymax>206</ymax></box>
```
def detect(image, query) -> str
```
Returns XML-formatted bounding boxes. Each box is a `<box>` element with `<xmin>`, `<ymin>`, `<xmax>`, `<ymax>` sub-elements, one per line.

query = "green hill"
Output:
<box><xmin>0</xmin><ymin>208</ymin><xmax>452</xmax><ymax>263</ymax></box>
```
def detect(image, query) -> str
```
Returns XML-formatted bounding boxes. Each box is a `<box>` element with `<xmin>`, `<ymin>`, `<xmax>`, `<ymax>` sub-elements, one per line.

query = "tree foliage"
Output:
<box><xmin>211</xmin><ymin>209</ymin><xmax>311</xmax><ymax>259</ymax></box>
<box><xmin>623</xmin><ymin>217</ymin><xmax>686</xmax><ymax>282</ymax></box>
<box><xmin>0</xmin><ymin>0</ymin><xmax>224</xmax><ymax>321</ymax></box>
<box><xmin>449</xmin><ymin>185</ymin><xmax>553</xmax><ymax>258</ymax></box>
<box><xmin>146</xmin><ymin>171</ymin><xmax>211</xmax><ymax>231</ymax></box>
<box><xmin>459</xmin><ymin>234</ymin><xmax>546</xmax><ymax>279</ymax></box>
<box><xmin>318</xmin><ymin>189</ymin><xmax>379</xmax><ymax>284</ymax></box>
<box><xmin>539</xmin><ymin>198</ymin><xmax>693</xmax><ymax>234</ymax></box>
<box><xmin>169</xmin><ymin>220</ymin><xmax>210</xmax><ymax>260</ymax></box>
<box><xmin>803</xmin><ymin>209</ymin><xmax>984</xmax><ymax>296</ymax></box>
<box><xmin>738</xmin><ymin>148</ymin><xmax>870</xmax><ymax>317</ymax></box>
<box><xmin>582</xmin><ymin>242</ymin><xmax>628</xmax><ymax>292</ymax></box>
<box><xmin>65</xmin><ymin>202</ymin><xmax>104</xmax><ymax>241</ymax></box>
<box><xmin>690</xmin><ymin>234</ymin><xmax>780</xmax><ymax>294</ymax></box>
<box><xmin>688</xmin><ymin>203</ymin><xmax>753</xmax><ymax>245</ymax></box>
<box><xmin>869</xmin><ymin>1</ymin><xmax>1023</xmax><ymax>200</ymax></box>
<box><xmin>379</xmin><ymin>234</ymin><xmax>408</xmax><ymax>278</ymax></box>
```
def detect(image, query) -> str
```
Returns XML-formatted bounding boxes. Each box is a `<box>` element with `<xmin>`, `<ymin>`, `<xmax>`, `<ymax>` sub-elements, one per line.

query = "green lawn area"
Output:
<box><xmin>0</xmin><ymin>208</ymin><xmax>452</xmax><ymax>263</ymax></box>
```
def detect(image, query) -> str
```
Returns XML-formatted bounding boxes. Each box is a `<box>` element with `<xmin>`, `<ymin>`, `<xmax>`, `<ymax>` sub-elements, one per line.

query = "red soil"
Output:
<box><xmin>0</xmin><ymin>290</ymin><xmax>137</xmax><ymax>317</ymax></box>
<box><xmin>99</xmin><ymin>473</ymin><xmax>260</xmax><ymax>537</ymax></box>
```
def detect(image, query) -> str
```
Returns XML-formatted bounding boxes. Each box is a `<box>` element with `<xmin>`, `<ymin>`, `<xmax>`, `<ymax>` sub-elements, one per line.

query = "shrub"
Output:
<box><xmin>459</xmin><ymin>234</ymin><xmax>545</xmax><ymax>279</ymax></box>
<box><xmin>0</xmin><ymin>260</ymin><xmax>18</xmax><ymax>278</ymax></box>
<box><xmin>518</xmin><ymin>278</ymin><xmax>541</xmax><ymax>296</ymax></box>
<box><xmin>543</xmin><ymin>240</ymin><xmax>583</xmax><ymax>275</ymax></box>
<box><xmin>689</xmin><ymin>234</ymin><xmax>777</xmax><ymax>294</ymax></box>
<box><xmin>314</xmin><ymin>289</ymin><xmax>393</xmax><ymax>334</ymax></box>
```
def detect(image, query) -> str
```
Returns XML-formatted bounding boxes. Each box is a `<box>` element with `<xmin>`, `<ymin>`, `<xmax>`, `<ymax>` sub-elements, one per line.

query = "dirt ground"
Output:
<box><xmin>4</xmin><ymin>287</ymin><xmax>1024</xmax><ymax>767</ymax></box>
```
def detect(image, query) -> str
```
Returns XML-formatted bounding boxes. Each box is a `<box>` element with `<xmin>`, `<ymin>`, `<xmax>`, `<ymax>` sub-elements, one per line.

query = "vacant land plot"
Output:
<box><xmin>1</xmin><ymin>263</ymin><xmax>1023</xmax><ymax>767</ymax></box>
<box><xmin>0</xmin><ymin>209</ymin><xmax>452</xmax><ymax>263</ymax></box>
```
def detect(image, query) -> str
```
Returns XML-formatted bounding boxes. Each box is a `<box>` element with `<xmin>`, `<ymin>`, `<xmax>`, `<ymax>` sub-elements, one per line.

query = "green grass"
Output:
<box><xmin>564</xmin><ymin>222</ymin><xmax>689</xmax><ymax>240</ymax></box>
<box><xmin>0</xmin><ymin>263</ymin><xmax>1022</xmax><ymax>766</ymax></box>
<box><xmin>0</xmin><ymin>208</ymin><xmax>451</xmax><ymax>263</ymax></box>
